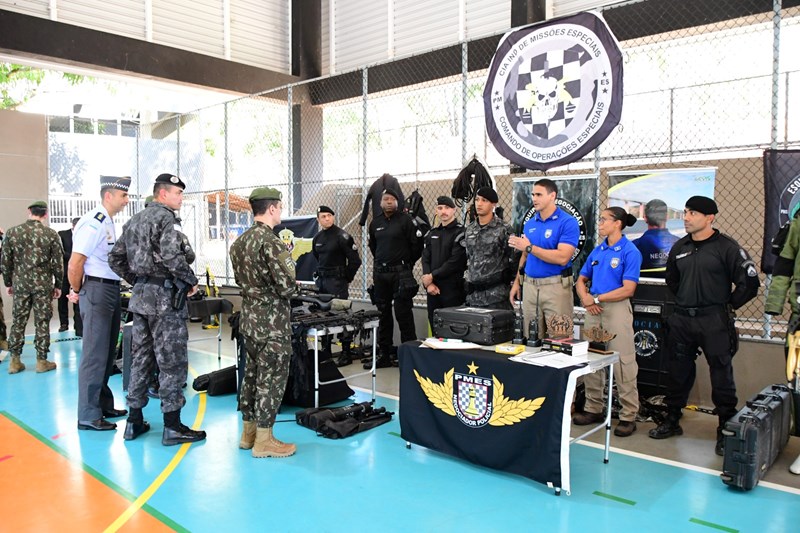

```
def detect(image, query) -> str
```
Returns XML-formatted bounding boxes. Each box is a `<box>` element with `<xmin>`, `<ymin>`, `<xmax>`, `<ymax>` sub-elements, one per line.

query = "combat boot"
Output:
<box><xmin>648</xmin><ymin>408</ymin><xmax>683</xmax><ymax>439</ymax></box>
<box><xmin>335</xmin><ymin>344</ymin><xmax>353</xmax><ymax>367</ymax></box>
<box><xmin>36</xmin><ymin>359</ymin><xmax>57</xmax><ymax>373</ymax></box>
<box><xmin>252</xmin><ymin>427</ymin><xmax>296</xmax><ymax>458</ymax></box>
<box><xmin>239</xmin><ymin>420</ymin><xmax>257</xmax><ymax>450</ymax></box>
<box><xmin>8</xmin><ymin>355</ymin><xmax>25</xmax><ymax>374</ymax></box>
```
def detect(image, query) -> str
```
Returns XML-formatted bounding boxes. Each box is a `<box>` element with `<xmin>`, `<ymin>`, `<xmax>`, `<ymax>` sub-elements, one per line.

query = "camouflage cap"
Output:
<box><xmin>100</xmin><ymin>175</ymin><xmax>132</xmax><ymax>191</ymax></box>
<box><xmin>250</xmin><ymin>187</ymin><xmax>282</xmax><ymax>201</ymax></box>
<box><xmin>28</xmin><ymin>200</ymin><xmax>47</xmax><ymax>209</ymax></box>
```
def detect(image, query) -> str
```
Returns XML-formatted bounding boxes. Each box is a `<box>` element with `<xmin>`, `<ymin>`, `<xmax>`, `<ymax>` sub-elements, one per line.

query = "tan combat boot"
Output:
<box><xmin>239</xmin><ymin>420</ymin><xmax>257</xmax><ymax>450</ymax></box>
<box><xmin>8</xmin><ymin>355</ymin><xmax>25</xmax><ymax>374</ymax></box>
<box><xmin>36</xmin><ymin>359</ymin><xmax>57</xmax><ymax>373</ymax></box>
<box><xmin>252</xmin><ymin>427</ymin><xmax>296</xmax><ymax>458</ymax></box>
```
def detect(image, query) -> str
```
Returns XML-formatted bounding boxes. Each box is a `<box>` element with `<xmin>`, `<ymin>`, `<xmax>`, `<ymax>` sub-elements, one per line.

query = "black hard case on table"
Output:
<box><xmin>720</xmin><ymin>384</ymin><xmax>792</xmax><ymax>490</ymax></box>
<box><xmin>432</xmin><ymin>307</ymin><xmax>515</xmax><ymax>345</ymax></box>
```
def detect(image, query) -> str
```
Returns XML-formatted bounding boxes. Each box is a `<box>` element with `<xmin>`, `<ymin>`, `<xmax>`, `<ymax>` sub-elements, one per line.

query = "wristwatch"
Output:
<box><xmin>593</xmin><ymin>296</ymin><xmax>601</xmax><ymax>305</ymax></box>
<box><xmin>525</xmin><ymin>245</ymin><xmax>532</xmax><ymax>254</ymax></box>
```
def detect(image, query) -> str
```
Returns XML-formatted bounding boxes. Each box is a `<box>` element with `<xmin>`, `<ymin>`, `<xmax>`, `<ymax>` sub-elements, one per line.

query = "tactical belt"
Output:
<box><xmin>317</xmin><ymin>266</ymin><xmax>347</xmax><ymax>278</ymax></box>
<box><xmin>85</xmin><ymin>275</ymin><xmax>120</xmax><ymax>286</ymax></box>
<box><xmin>466</xmin><ymin>279</ymin><xmax>505</xmax><ymax>294</ymax></box>
<box><xmin>524</xmin><ymin>274</ymin><xmax>562</xmax><ymax>286</ymax></box>
<box><xmin>674</xmin><ymin>305</ymin><xmax>726</xmax><ymax>317</ymax></box>
<box><xmin>375</xmin><ymin>263</ymin><xmax>410</xmax><ymax>273</ymax></box>
<box><xmin>135</xmin><ymin>275</ymin><xmax>170</xmax><ymax>287</ymax></box>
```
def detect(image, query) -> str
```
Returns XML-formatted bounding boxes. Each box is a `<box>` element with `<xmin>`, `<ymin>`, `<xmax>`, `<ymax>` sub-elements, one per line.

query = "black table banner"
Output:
<box><xmin>399</xmin><ymin>342</ymin><xmax>585</xmax><ymax>487</ymax></box>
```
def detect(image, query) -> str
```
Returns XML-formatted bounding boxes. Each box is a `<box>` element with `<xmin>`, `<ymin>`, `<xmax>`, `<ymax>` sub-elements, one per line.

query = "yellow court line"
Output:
<box><xmin>104</xmin><ymin>365</ymin><xmax>206</xmax><ymax>533</ymax></box>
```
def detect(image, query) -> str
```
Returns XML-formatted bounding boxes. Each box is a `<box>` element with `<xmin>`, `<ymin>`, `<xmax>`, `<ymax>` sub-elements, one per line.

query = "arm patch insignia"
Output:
<box><xmin>94</xmin><ymin>212</ymin><xmax>106</xmax><ymax>222</ymax></box>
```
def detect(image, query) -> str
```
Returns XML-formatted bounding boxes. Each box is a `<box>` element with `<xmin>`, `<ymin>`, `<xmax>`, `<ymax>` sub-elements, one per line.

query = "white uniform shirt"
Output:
<box><xmin>72</xmin><ymin>205</ymin><xmax>120</xmax><ymax>280</ymax></box>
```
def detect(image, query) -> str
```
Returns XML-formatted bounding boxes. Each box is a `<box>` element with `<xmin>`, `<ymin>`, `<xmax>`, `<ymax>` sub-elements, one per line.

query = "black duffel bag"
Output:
<box><xmin>193</xmin><ymin>365</ymin><xmax>237</xmax><ymax>396</ymax></box>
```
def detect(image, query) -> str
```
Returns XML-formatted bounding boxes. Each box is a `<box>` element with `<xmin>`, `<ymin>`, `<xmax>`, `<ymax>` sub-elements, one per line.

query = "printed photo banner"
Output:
<box><xmin>608</xmin><ymin>168</ymin><xmax>716</xmax><ymax>277</ymax></box>
<box><xmin>511</xmin><ymin>174</ymin><xmax>598</xmax><ymax>277</ymax></box>
<box><xmin>762</xmin><ymin>149</ymin><xmax>800</xmax><ymax>274</ymax></box>
<box><xmin>274</xmin><ymin>216</ymin><xmax>318</xmax><ymax>282</ymax></box>
<box><xmin>483</xmin><ymin>11</ymin><xmax>623</xmax><ymax>171</ymax></box>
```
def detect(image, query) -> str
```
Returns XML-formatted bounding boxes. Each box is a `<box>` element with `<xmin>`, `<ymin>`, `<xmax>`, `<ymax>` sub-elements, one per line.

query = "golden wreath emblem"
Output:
<box><xmin>414</xmin><ymin>365</ymin><xmax>545</xmax><ymax>428</ymax></box>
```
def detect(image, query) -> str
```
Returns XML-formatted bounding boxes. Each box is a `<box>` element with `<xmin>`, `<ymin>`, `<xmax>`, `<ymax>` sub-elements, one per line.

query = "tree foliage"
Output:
<box><xmin>0</xmin><ymin>63</ymin><xmax>85</xmax><ymax>110</ymax></box>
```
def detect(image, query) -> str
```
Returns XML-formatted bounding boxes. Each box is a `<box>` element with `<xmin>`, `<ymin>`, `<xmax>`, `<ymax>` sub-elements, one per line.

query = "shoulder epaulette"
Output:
<box><xmin>94</xmin><ymin>212</ymin><xmax>106</xmax><ymax>222</ymax></box>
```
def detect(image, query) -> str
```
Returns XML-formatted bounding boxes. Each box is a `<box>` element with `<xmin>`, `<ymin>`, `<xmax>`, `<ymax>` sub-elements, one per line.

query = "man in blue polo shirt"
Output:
<box><xmin>509</xmin><ymin>179</ymin><xmax>579</xmax><ymax>340</ymax></box>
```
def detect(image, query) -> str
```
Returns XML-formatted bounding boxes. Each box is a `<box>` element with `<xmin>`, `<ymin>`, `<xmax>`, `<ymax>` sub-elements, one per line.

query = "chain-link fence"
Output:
<box><xmin>121</xmin><ymin>1</ymin><xmax>800</xmax><ymax>340</ymax></box>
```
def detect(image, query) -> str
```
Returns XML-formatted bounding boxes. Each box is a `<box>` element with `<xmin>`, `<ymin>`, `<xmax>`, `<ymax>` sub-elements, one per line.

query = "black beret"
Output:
<box><xmin>436</xmin><ymin>196</ymin><xmax>456</xmax><ymax>208</ymax></box>
<box><xmin>100</xmin><ymin>175</ymin><xmax>131</xmax><ymax>191</ymax></box>
<box><xmin>685</xmin><ymin>195</ymin><xmax>718</xmax><ymax>215</ymax></box>
<box><xmin>317</xmin><ymin>205</ymin><xmax>334</xmax><ymax>216</ymax></box>
<box><xmin>475</xmin><ymin>187</ymin><xmax>498</xmax><ymax>203</ymax></box>
<box><xmin>382</xmin><ymin>188</ymin><xmax>400</xmax><ymax>201</ymax></box>
<box><xmin>155</xmin><ymin>173</ymin><xmax>186</xmax><ymax>190</ymax></box>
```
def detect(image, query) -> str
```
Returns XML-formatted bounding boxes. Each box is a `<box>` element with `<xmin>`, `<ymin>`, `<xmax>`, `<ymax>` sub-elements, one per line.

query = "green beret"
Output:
<box><xmin>144</xmin><ymin>195</ymin><xmax>154</xmax><ymax>204</ymax></box>
<box><xmin>250</xmin><ymin>187</ymin><xmax>282</xmax><ymax>201</ymax></box>
<box><xmin>28</xmin><ymin>200</ymin><xmax>48</xmax><ymax>209</ymax></box>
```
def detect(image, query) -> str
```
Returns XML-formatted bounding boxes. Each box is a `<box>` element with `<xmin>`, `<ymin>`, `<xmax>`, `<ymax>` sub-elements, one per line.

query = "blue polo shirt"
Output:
<box><xmin>523</xmin><ymin>207</ymin><xmax>580</xmax><ymax>278</ymax></box>
<box><xmin>579</xmin><ymin>235</ymin><xmax>642</xmax><ymax>295</ymax></box>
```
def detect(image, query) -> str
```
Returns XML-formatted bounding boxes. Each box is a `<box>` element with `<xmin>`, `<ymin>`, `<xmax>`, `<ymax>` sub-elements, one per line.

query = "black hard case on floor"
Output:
<box><xmin>720</xmin><ymin>384</ymin><xmax>792</xmax><ymax>490</ymax></box>
<box><xmin>432</xmin><ymin>307</ymin><xmax>515</xmax><ymax>345</ymax></box>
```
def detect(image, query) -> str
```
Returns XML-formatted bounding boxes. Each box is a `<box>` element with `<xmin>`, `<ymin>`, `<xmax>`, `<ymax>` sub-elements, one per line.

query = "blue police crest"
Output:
<box><xmin>453</xmin><ymin>370</ymin><xmax>493</xmax><ymax>428</ymax></box>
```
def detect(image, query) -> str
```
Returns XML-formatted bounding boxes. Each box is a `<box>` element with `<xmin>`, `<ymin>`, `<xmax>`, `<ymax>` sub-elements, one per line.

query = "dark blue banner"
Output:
<box><xmin>274</xmin><ymin>216</ymin><xmax>318</xmax><ymax>282</ymax></box>
<box><xmin>762</xmin><ymin>150</ymin><xmax>800</xmax><ymax>274</ymax></box>
<box><xmin>399</xmin><ymin>342</ymin><xmax>582</xmax><ymax>487</ymax></box>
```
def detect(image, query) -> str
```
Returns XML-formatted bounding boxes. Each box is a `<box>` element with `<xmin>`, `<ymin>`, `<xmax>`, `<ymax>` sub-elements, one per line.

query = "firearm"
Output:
<box><xmin>202</xmin><ymin>266</ymin><xmax>220</xmax><ymax>329</ymax></box>
<box><xmin>526</xmin><ymin>290</ymin><xmax>542</xmax><ymax>348</ymax></box>
<box><xmin>168</xmin><ymin>278</ymin><xmax>192</xmax><ymax>310</ymax></box>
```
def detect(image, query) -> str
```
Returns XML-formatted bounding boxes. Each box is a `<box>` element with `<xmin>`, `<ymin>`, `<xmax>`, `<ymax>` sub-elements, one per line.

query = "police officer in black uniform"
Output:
<box><xmin>649</xmin><ymin>196</ymin><xmax>759</xmax><ymax>455</ymax></box>
<box><xmin>422</xmin><ymin>196</ymin><xmax>467</xmax><ymax>328</ymax></box>
<box><xmin>312</xmin><ymin>205</ymin><xmax>362</xmax><ymax>366</ymax></box>
<box><xmin>368</xmin><ymin>188</ymin><xmax>422</xmax><ymax>368</ymax></box>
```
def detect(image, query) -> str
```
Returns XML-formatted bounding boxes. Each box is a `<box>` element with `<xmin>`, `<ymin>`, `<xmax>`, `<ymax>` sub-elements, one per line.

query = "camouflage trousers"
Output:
<box><xmin>0</xmin><ymin>297</ymin><xmax>6</xmax><ymax>341</ymax></box>
<box><xmin>127</xmin><ymin>311</ymin><xmax>188</xmax><ymax>413</ymax></box>
<box><xmin>239</xmin><ymin>334</ymin><xmax>291</xmax><ymax>428</ymax></box>
<box><xmin>8</xmin><ymin>287</ymin><xmax>53</xmax><ymax>358</ymax></box>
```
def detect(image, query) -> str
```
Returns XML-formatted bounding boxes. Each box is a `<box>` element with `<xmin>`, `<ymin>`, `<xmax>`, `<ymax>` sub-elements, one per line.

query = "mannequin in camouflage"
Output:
<box><xmin>461</xmin><ymin>188</ymin><xmax>515</xmax><ymax>310</ymax></box>
<box><xmin>2</xmin><ymin>201</ymin><xmax>63</xmax><ymax>374</ymax></box>
<box><xmin>230</xmin><ymin>186</ymin><xmax>302</xmax><ymax>458</ymax></box>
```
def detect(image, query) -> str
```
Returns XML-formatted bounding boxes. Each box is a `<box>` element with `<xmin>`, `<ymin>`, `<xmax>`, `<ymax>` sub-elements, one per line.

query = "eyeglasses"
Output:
<box><xmin>598</xmin><ymin>217</ymin><xmax>610</xmax><ymax>223</ymax></box>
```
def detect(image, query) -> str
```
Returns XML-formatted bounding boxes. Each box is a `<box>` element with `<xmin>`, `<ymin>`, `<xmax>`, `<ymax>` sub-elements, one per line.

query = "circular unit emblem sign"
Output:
<box><xmin>483</xmin><ymin>11</ymin><xmax>623</xmax><ymax>171</ymax></box>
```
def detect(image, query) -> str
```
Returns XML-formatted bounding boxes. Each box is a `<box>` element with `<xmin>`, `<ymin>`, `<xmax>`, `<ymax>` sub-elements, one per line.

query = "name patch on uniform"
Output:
<box><xmin>675</xmin><ymin>252</ymin><xmax>691</xmax><ymax>260</ymax></box>
<box><xmin>94</xmin><ymin>212</ymin><xmax>106</xmax><ymax>222</ymax></box>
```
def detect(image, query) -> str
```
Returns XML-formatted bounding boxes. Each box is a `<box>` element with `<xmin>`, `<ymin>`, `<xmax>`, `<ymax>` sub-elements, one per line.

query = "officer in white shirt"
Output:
<box><xmin>68</xmin><ymin>175</ymin><xmax>131</xmax><ymax>431</ymax></box>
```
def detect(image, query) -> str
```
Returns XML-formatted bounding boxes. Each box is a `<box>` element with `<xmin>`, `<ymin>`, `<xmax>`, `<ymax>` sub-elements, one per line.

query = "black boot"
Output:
<box><xmin>335</xmin><ymin>344</ymin><xmax>353</xmax><ymax>367</ymax></box>
<box><xmin>162</xmin><ymin>409</ymin><xmax>207</xmax><ymax>446</ymax></box>
<box><xmin>648</xmin><ymin>408</ymin><xmax>683</xmax><ymax>439</ymax></box>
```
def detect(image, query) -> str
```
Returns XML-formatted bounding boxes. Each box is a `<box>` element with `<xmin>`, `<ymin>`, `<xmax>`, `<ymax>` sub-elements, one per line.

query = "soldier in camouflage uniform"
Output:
<box><xmin>0</xmin><ymin>227</ymin><xmax>8</xmax><ymax>352</ymax></box>
<box><xmin>109</xmin><ymin>173</ymin><xmax>206</xmax><ymax>446</ymax></box>
<box><xmin>461</xmin><ymin>188</ymin><xmax>515</xmax><ymax>310</ymax></box>
<box><xmin>230</xmin><ymin>187</ymin><xmax>301</xmax><ymax>458</ymax></box>
<box><xmin>2</xmin><ymin>201</ymin><xmax>64</xmax><ymax>373</ymax></box>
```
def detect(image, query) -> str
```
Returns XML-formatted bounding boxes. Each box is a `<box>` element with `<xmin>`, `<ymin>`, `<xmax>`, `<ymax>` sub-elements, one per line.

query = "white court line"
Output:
<box><xmin>578</xmin><ymin>440</ymin><xmax>800</xmax><ymax>495</ymax></box>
